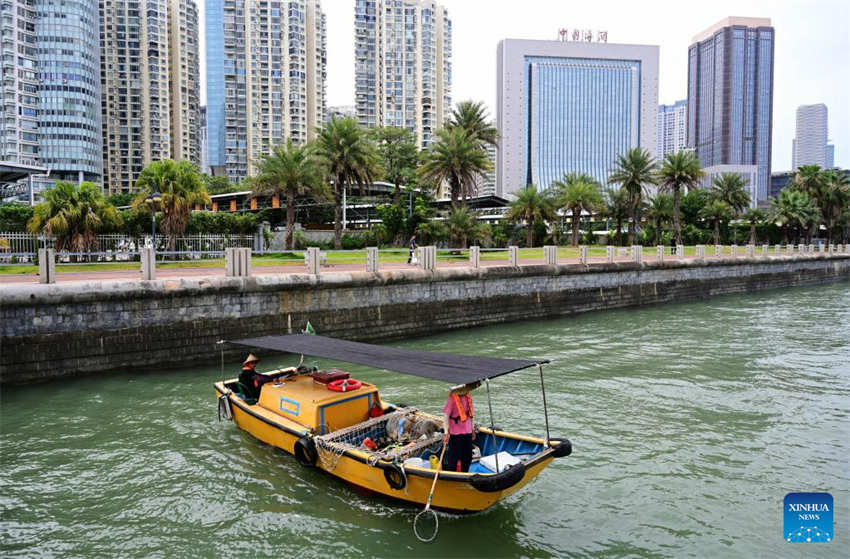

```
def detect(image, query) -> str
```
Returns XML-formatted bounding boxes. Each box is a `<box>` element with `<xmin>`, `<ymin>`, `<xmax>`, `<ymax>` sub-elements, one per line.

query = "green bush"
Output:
<box><xmin>0</xmin><ymin>203</ymin><xmax>34</xmax><ymax>232</ymax></box>
<box><xmin>341</xmin><ymin>233</ymin><xmax>366</xmax><ymax>250</ymax></box>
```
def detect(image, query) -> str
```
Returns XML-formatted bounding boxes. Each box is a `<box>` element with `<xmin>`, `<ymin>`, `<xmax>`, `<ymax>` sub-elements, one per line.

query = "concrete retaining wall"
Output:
<box><xmin>2</xmin><ymin>254</ymin><xmax>848</xmax><ymax>384</ymax></box>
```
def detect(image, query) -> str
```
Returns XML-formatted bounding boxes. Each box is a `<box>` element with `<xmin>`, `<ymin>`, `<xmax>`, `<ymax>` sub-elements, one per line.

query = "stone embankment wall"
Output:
<box><xmin>2</xmin><ymin>254</ymin><xmax>848</xmax><ymax>384</ymax></box>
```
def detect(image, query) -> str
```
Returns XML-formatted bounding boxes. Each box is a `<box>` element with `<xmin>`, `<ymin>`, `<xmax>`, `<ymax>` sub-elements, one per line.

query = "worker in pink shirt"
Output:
<box><xmin>442</xmin><ymin>382</ymin><xmax>479</xmax><ymax>472</ymax></box>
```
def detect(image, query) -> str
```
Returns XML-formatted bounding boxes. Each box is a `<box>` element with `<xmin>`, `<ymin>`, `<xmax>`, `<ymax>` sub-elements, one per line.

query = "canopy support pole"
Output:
<box><xmin>485</xmin><ymin>378</ymin><xmax>499</xmax><ymax>474</ymax></box>
<box><xmin>538</xmin><ymin>364</ymin><xmax>550</xmax><ymax>445</ymax></box>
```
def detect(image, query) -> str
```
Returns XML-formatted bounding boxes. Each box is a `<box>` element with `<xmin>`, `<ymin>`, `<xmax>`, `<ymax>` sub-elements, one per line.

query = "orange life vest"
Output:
<box><xmin>451</xmin><ymin>393</ymin><xmax>473</xmax><ymax>423</ymax></box>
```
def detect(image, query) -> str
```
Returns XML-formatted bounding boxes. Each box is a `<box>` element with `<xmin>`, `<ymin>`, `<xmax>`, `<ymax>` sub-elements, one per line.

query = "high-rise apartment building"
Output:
<box><xmin>1</xmin><ymin>0</ymin><xmax>102</xmax><ymax>192</ymax></box>
<box><xmin>687</xmin><ymin>17</ymin><xmax>774</xmax><ymax>201</ymax></box>
<box><xmin>657</xmin><ymin>100</ymin><xmax>688</xmax><ymax>159</ymax></box>
<box><xmin>497</xmin><ymin>39</ymin><xmax>658</xmax><ymax>197</ymax></box>
<box><xmin>354</xmin><ymin>0</ymin><xmax>452</xmax><ymax>149</ymax></box>
<box><xmin>792</xmin><ymin>103</ymin><xmax>829</xmax><ymax>170</ymax></box>
<box><xmin>36</xmin><ymin>0</ymin><xmax>102</xmax><ymax>184</ymax></box>
<box><xmin>100</xmin><ymin>0</ymin><xmax>200</xmax><ymax>193</ymax></box>
<box><xmin>200</xmin><ymin>105</ymin><xmax>208</xmax><ymax>174</ymax></box>
<box><xmin>1</xmin><ymin>0</ymin><xmax>40</xmax><ymax>167</ymax></box>
<box><xmin>206</xmin><ymin>0</ymin><xmax>327</xmax><ymax>183</ymax></box>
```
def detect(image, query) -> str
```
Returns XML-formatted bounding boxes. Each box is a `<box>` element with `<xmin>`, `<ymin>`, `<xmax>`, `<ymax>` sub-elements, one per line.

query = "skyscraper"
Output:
<box><xmin>792</xmin><ymin>103</ymin><xmax>829</xmax><ymax>169</ymax></box>
<box><xmin>100</xmin><ymin>0</ymin><xmax>201</xmax><ymax>194</ymax></box>
<box><xmin>1</xmin><ymin>0</ymin><xmax>102</xmax><ymax>191</ymax></box>
<box><xmin>206</xmin><ymin>0</ymin><xmax>327</xmax><ymax>183</ymax></box>
<box><xmin>687</xmin><ymin>17</ymin><xmax>774</xmax><ymax>201</ymax></box>
<box><xmin>354</xmin><ymin>0</ymin><xmax>452</xmax><ymax>149</ymax></box>
<box><xmin>497</xmin><ymin>39</ymin><xmax>659</xmax><ymax>197</ymax></box>
<box><xmin>657</xmin><ymin>100</ymin><xmax>688</xmax><ymax>159</ymax></box>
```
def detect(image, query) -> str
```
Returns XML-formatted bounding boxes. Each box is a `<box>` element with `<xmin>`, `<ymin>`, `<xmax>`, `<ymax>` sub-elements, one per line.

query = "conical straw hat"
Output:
<box><xmin>243</xmin><ymin>353</ymin><xmax>260</xmax><ymax>365</ymax></box>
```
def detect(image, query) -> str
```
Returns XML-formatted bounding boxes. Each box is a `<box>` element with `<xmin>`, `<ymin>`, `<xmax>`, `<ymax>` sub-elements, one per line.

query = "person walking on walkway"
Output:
<box><xmin>408</xmin><ymin>234</ymin><xmax>418</xmax><ymax>264</ymax></box>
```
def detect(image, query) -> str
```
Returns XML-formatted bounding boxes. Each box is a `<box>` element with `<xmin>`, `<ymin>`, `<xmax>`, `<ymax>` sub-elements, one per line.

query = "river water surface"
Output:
<box><xmin>2</xmin><ymin>283</ymin><xmax>849</xmax><ymax>558</ymax></box>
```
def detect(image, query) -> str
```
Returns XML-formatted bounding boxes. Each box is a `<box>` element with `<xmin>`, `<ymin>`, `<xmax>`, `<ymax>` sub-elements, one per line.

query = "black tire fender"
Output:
<box><xmin>470</xmin><ymin>462</ymin><xmax>526</xmax><ymax>492</ymax></box>
<box><xmin>548</xmin><ymin>437</ymin><xmax>572</xmax><ymax>458</ymax></box>
<box><xmin>293</xmin><ymin>436</ymin><xmax>318</xmax><ymax>467</ymax></box>
<box><xmin>383</xmin><ymin>463</ymin><xmax>406</xmax><ymax>490</ymax></box>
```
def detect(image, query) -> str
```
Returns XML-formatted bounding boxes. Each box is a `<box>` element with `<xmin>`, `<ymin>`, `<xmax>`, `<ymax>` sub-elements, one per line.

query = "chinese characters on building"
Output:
<box><xmin>557</xmin><ymin>28</ymin><xmax>608</xmax><ymax>43</ymax></box>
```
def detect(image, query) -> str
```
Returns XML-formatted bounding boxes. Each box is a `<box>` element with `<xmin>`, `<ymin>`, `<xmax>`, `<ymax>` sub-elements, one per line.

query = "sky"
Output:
<box><xmin>198</xmin><ymin>0</ymin><xmax>850</xmax><ymax>172</ymax></box>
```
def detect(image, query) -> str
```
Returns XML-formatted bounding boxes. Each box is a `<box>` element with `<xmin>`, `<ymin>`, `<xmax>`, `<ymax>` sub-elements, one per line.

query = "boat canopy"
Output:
<box><xmin>231</xmin><ymin>334</ymin><xmax>548</xmax><ymax>384</ymax></box>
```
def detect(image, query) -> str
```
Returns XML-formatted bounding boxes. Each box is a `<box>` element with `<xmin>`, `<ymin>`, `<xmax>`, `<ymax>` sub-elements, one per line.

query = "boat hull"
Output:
<box><xmin>216</xmin><ymin>382</ymin><xmax>561</xmax><ymax>513</ymax></box>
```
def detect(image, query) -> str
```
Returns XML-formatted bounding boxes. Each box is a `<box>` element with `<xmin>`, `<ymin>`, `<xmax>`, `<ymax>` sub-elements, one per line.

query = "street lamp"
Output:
<box><xmin>146</xmin><ymin>191</ymin><xmax>162</xmax><ymax>249</ymax></box>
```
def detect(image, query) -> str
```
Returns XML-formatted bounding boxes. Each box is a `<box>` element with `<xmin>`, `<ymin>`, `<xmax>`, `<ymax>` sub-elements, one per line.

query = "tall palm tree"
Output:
<box><xmin>658</xmin><ymin>150</ymin><xmax>704</xmax><ymax>245</ymax></box>
<box><xmin>27</xmin><ymin>181</ymin><xmax>122</xmax><ymax>255</ymax></box>
<box><xmin>820</xmin><ymin>170</ymin><xmax>850</xmax><ymax>243</ymax></box>
<box><xmin>314</xmin><ymin>116</ymin><xmax>381</xmax><ymax>248</ymax></box>
<box><xmin>252</xmin><ymin>140</ymin><xmax>330</xmax><ymax>249</ymax></box>
<box><xmin>710</xmin><ymin>173</ymin><xmax>751</xmax><ymax>215</ymax></box>
<box><xmin>133</xmin><ymin>159</ymin><xmax>209</xmax><ymax>251</ymax></box>
<box><xmin>770</xmin><ymin>189</ymin><xmax>819</xmax><ymax>244</ymax></box>
<box><xmin>699</xmin><ymin>199</ymin><xmax>733</xmax><ymax>245</ymax></box>
<box><xmin>553</xmin><ymin>173</ymin><xmax>603</xmax><ymax>247</ymax></box>
<box><xmin>645</xmin><ymin>193</ymin><xmax>674</xmax><ymax>245</ymax></box>
<box><xmin>446</xmin><ymin>100</ymin><xmax>499</xmax><ymax>148</ymax></box>
<box><xmin>608</xmin><ymin>147</ymin><xmax>658</xmax><ymax>245</ymax></box>
<box><xmin>505</xmin><ymin>185</ymin><xmax>556</xmax><ymax>247</ymax></box>
<box><xmin>419</xmin><ymin>126</ymin><xmax>490</xmax><ymax>208</ymax></box>
<box><xmin>742</xmin><ymin>208</ymin><xmax>766</xmax><ymax>245</ymax></box>
<box><xmin>603</xmin><ymin>187</ymin><xmax>631</xmax><ymax>246</ymax></box>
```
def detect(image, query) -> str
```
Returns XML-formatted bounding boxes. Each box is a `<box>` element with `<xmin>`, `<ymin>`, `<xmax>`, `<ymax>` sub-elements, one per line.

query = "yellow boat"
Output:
<box><xmin>214</xmin><ymin>334</ymin><xmax>572</xmax><ymax>514</ymax></box>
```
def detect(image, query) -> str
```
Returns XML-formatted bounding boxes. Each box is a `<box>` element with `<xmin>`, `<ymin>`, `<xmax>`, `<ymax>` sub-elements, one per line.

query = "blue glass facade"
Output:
<box><xmin>35</xmin><ymin>0</ymin><xmax>102</xmax><ymax>183</ymax></box>
<box><xmin>205</xmin><ymin>0</ymin><xmax>226</xmax><ymax>168</ymax></box>
<box><xmin>523</xmin><ymin>56</ymin><xmax>641</xmax><ymax>190</ymax></box>
<box><xmin>687</xmin><ymin>22</ymin><xmax>774</xmax><ymax>201</ymax></box>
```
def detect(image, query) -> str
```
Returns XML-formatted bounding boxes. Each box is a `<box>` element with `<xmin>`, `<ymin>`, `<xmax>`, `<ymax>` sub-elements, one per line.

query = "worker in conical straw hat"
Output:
<box><xmin>442</xmin><ymin>381</ymin><xmax>481</xmax><ymax>472</ymax></box>
<box><xmin>239</xmin><ymin>354</ymin><xmax>263</xmax><ymax>400</ymax></box>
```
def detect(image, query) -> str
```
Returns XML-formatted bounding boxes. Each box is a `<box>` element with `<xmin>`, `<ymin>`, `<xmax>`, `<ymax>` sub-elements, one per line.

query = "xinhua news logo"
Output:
<box><xmin>784</xmin><ymin>492</ymin><xmax>833</xmax><ymax>543</ymax></box>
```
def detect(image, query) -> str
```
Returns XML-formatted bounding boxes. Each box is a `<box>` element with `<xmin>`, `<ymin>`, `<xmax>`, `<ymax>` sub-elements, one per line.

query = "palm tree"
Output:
<box><xmin>710</xmin><ymin>173</ymin><xmax>751</xmax><ymax>215</ymax></box>
<box><xmin>645</xmin><ymin>193</ymin><xmax>674</xmax><ymax>245</ymax></box>
<box><xmin>419</xmin><ymin>126</ymin><xmax>490</xmax><ymax>208</ymax></box>
<box><xmin>27</xmin><ymin>181</ymin><xmax>122</xmax><ymax>255</ymax></box>
<box><xmin>446</xmin><ymin>100</ymin><xmax>499</xmax><ymax>148</ymax></box>
<box><xmin>252</xmin><ymin>140</ymin><xmax>330</xmax><ymax>249</ymax></box>
<box><xmin>608</xmin><ymin>147</ymin><xmax>658</xmax><ymax>245</ymax></box>
<box><xmin>133</xmin><ymin>159</ymin><xmax>210</xmax><ymax>251</ymax></box>
<box><xmin>742</xmin><ymin>208</ymin><xmax>766</xmax><ymax>245</ymax></box>
<box><xmin>314</xmin><ymin>116</ymin><xmax>381</xmax><ymax>249</ymax></box>
<box><xmin>658</xmin><ymin>150</ymin><xmax>704</xmax><ymax>246</ymax></box>
<box><xmin>371</xmin><ymin>126</ymin><xmax>419</xmax><ymax>201</ymax></box>
<box><xmin>699</xmin><ymin>199</ymin><xmax>733</xmax><ymax>245</ymax></box>
<box><xmin>770</xmin><ymin>189</ymin><xmax>818</xmax><ymax>244</ymax></box>
<box><xmin>443</xmin><ymin>206</ymin><xmax>491</xmax><ymax>248</ymax></box>
<box><xmin>821</xmin><ymin>170</ymin><xmax>850</xmax><ymax>243</ymax></box>
<box><xmin>602</xmin><ymin>187</ymin><xmax>631</xmax><ymax>246</ymax></box>
<box><xmin>505</xmin><ymin>185</ymin><xmax>556</xmax><ymax>247</ymax></box>
<box><xmin>553</xmin><ymin>173</ymin><xmax>603</xmax><ymax>247</ymax></box>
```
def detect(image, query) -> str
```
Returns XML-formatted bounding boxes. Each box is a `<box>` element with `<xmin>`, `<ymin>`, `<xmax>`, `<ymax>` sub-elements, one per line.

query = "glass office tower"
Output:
<box><xmin>687</xmin><ymin>17</ymin><xmax>774</xmax><ymax>201</ymax></box>
<box><xmin>205</xmin><ymin>0</ymin><xmax>225</xmax><ymax>171</ymax></box>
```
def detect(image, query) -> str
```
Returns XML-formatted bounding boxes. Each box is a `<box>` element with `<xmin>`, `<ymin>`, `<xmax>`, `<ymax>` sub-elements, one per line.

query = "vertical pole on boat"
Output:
<box><xmin>538</xmin><ymin>364</ymin><xmax>550</xmax><ymax>445</ymax></box>
<box><xmin>217</xmin><ymin>340</ymin><xmax>226</xmax><ymax>385</ymax></box>
<box><xmin>485</xmin><ymin>378</ymin><xmax>499</xmax><ymax>474</ymax></box>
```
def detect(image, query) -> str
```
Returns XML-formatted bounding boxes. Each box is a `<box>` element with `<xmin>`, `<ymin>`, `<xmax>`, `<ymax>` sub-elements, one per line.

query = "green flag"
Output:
<box><xmin>304</xmin><ymin>321</ymin><xmax>316</xmax><ymax>335</ymax></box>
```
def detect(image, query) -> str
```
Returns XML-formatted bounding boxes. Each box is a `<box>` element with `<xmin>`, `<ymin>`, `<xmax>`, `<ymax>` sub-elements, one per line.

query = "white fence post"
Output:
<box><xmin>632</xmin><ymin>245</ymin><xmax>642</xmax><ymax>264</ymax></box>
<box><xmin>543</xmin><ymin>245</ymin><xmax>558</xmax><ymax>265</ymax></box>
<box><xmin>696</xmin><ymin>245</ymin><xmax>705</xmax><ymax>259</ymax></box>
<box><xmin>579</xmin><ymin>246</ymin><xmax>588</xmax><ymax>264</ymax></box>
<box><xmin>730</xmin><ymin>244</ymin><xmax>738</xmax><ymax>258</ymax></box>
<box><xmin>225</xmin><ymin>247</ymin><xmax>234</xmax><ymax>276</ymax></box>
<box><xmin>469</xmin><ymin>246</ymin><xmax>480</xmax><ymax>268</ymax></box>
<box><xmin>38</xmin><ymin>248</ymin><xmax>56</xmax><ymax>283</ymax></box>
<box><xmin>746</xmin><ymin>244</ymin><xmax>755</xmax><ymax>258</ymax></box>
<box><xmin>508</xmin><ymin>246</ymin><xmax>518</xmax><ymax>267</ymax></box>
<box><xmin>423</xmin><ymin>246</ymin><xmax>436</xmax><ymax>270</ymax></box>
<box><xmin>714</xmin><ymin>245</ymin><xmax>722</xmax><ymax>257</ymax></box>
<box><xmin>656</xmin><ymin>245</ymin><xmax>664</xmax><ymax>262</ymax></box>
<box><xmin>676</xmin><ymin>244</ymin><xmax>684</xmax><ymax>259</ymax></box>
<box><xmin>808</xmin><ymin>244</ymin><xmax>815</xmax><ymax>253</ymax></box>
<box><xmin>366</xmin><ymin>247</ymin><xmax>378</xmax><ymax>272</ymax></box>
<box><xmin>141</xmin><ymin>247</ymin><xmax>156</xmax><ymax>280</ymax></box>
<box><xmin>606</xmin><ymin>245</ymin><xmax>614</xmax><ymax>263</ymax></box>
<box><xmin>306</xmin><ymin>247</ymin><xmax>320</xmax><ymax>275</ymax></box>
<box><xmin>761</xmin><ymin>244</ymin><xmax>768</xmax><ymax>256</ymax></box>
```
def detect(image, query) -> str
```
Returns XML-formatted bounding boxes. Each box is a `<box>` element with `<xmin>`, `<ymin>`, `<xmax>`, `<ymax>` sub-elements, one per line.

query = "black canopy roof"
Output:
<box><xmin>232</xmin><ymin>334</ymin><xmax>547</xmax><ymax>385</ymax></box>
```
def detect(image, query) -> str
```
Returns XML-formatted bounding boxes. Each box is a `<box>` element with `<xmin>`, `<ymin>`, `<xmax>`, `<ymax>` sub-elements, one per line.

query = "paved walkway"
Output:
<box><xmin>0</xmin><ymin>254</ymin><xmax>719</xmax><ymax>285</ymax></box>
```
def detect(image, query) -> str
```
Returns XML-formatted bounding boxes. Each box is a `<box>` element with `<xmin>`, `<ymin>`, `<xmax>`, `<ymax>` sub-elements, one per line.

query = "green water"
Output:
<box><xmin>2</xmin><ymin>283</ymin><xmax>849</xmax><ymax>558</ymax></box>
